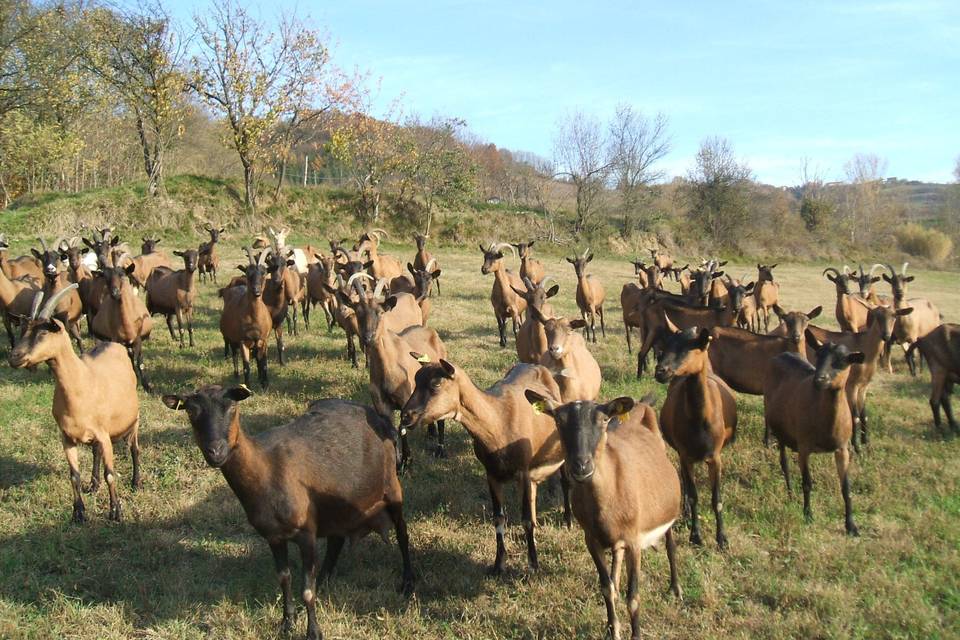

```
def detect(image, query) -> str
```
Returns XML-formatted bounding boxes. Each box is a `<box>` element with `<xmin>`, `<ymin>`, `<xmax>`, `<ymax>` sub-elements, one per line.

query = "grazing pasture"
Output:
<box><xmin>0</xmin><ymin>242</ymin><xmax>957</xmax><ymax>639</ymax></box>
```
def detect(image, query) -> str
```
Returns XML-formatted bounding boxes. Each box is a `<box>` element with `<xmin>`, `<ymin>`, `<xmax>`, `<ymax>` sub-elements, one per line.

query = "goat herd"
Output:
<box><xmin>0</xmin><ymin>227</ymin><xmax>957</xmax><ymax>640</ymax></box>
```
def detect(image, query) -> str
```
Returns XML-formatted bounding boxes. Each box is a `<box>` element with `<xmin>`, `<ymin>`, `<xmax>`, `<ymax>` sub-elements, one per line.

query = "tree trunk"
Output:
<box><xmin>242</xmin><ymin>159</ymin><xmax>256</xmax><ymax>211</ymax></box>
<box><xmin>274</xmin><ymin>157</ymin><xmax>287</xmax><ymax>201</ymax></box>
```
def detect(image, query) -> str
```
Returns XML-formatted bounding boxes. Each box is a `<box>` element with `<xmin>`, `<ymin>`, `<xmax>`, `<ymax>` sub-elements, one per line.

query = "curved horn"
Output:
<box><xmin>581</xmin><ymin>247</ymin><xmax>590</xmax><ymax>259</ymax></box>
<box><xmin>822</xmin><ymin>267</ymin><xmax>841</xmax><ymax>278</ymax></box>
<box><xmin>258</xmin><ymin>246</ymin><xmax>272</xmax><ymax>267</ymax></box>
<box><xmin>540</xmin><ymin>275</ymin><xmax>558</xmax><ymax>289</ymax></box>
<box><xmin>38</xmin><ymin>283</ymin><xmax>79</xmax><ymax>320</ymax></box>
<box><xmin>885</xmin><ymin>263</ymin><xmax>898</xmax><ymax>279</ymax></box>
<box><xmin>901</xmin><ymin>262</ymin><xmax>908</xmax><ymax>276</ymax></box>
<box><xmin>491</xmin><ymin>242</ymin><xmax>516</xmax><ymax>257</ymax></box>
<box><xmin>370</xmin><ymin>228</ymin><xmax>389</xmax><ymax>238</ymax></box>
<box><xmin>29</xmin><ymin>290</ymin><xmax>44</xmax><ymax>320</ymax></box>
<box><xmin>842</xmin><ymin>264</ymin><xmax>850</xmax><ymax>275</ymax></box>
<box><xmin>37</xmin><ymin>237</ymin><xmax>48</xmax><ymax>252</ymax></box>
<box><xmin>243</xmin><ymin>247</ymin><xmax>255</xmax><ymax>264</ymax></box>
<box><xmin>425</xmin><ymin>257</ymin><xmax>437</xmax><ymax>271</ymax></box>
<box><xmin>869</xmin><ymin>263</ymin><xmax>884</xmax><ymax>277</ymax></box>
<box><xmin>663</xmin><ymin>310</ymin><xmax>680</xmax><ymax>334</ymax></box>
<box><xmin>346</xmin><ymin>272</ymin><xmax>373</xmax><ymax>288</ymax></box>
<box><xmin>373</xmin><ymin>278</ymin><xmax>388</xmax><ymax>299</ymax></box>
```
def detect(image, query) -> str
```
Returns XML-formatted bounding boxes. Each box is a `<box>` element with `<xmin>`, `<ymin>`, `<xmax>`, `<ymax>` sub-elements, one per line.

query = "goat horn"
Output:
<box><xmin>38</xmin><ymin>283</ymin><xmax>79</xmax><ymax>320</ymax></box>
<box><xmin>425</xmin><ymin>257</ymin><xmax>437</xmax><ymax>271</ymax></box>
<box><xmin>243</xmin><ymin>247</ymin><xmax>255</xmax><ymax>264</ymax></box>
<box><xmin>581</xmin><ymin>247</ymin><xmax>590</xmax><ymax>259</ymax></box>
<box><xmin>885</xmin><ymin>263</ymin><xmax>897</xmax><ymax>279</ymax></box>
<box><xmin>842</xmin><ymin>265</ymin><xmax>850</xmax><ymax>275</ymax></box>
<box><xmin>37</xmin><ymin>237</ymin><xmax>48</xmax><ymax>252</ymax></box>
<box><xmin>346</xmin><ymin>272</ymin><xmax>373</xmax><ymax>288</ymax></box>
<box><xmin>373</xmin><ymin>278</ymin><xmax>388</xmax><ymax>299</ymax></box>
<box><xmin>491</xmin><ymin>242</ymin><xmax>516</xmax><ymax>257</ymax></box>
<box><xmin>857</xmin><ymin>263</ymin><xmax>865</xmax><ymax>277</ymax></box>
<box><xmin>540</xmin><ymin>275</ymin><xmax>558</xmax><ymax>289</ymax></box>
<box><xmin>869</xmin><ymin>263</ymin><xmax>884</xmax><ymax>277</ymax></box>
<box><xmin>901</xmin><ymin>262</ymin><xmax>908</xmax><ymax>275</ymax></box>
<box><xmin>822</xmin><ymin>267</ymin><xmax>841</xmax><ymax>278</ymax></box>
<box><xmin>29</xmin><ymin>291</ymin><xmax>43</xmax><ymax>319</ymax></box>
<box><xmin>258</xmin><ymin>247</ymin><xmax>272</xmax><ymax>266</ymax></box>
<box><xmin>370</xmin><ymin>228</ymin><xmax>389</xmax><ymax>238</ymax></box>
<box><xmin>663</xmin><ymin>310</ymin><xmax>680</xmax><ymax>334</ymax></box>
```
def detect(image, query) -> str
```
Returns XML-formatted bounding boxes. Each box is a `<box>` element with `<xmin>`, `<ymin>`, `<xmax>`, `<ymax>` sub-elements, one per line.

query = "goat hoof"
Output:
<box><xmin>72</xmin><ymin>506</ymin><xmax>86</xmax><ymax>524</ymax></box>
<box><xmin>846</xmin><ymin>523</ymin><xmax>860</xmax><ymax>537</ymax></box>
<box><xmin>280</xmin><ymin>618</ymin><xmax>292</xmax><ymax>636</ymax></box>
<box><xmin>131</xmin><ymin>477</ymin><xmax>143</xmax><ymax>491</ymax></box>
<box><xmin>717</xmin><ymin>535</ymin><xmax>729</xmax><ymax>551</ymax></box>
<box><xmin>669</xmin><ymin>584</ymin><xmax>684</xmax><ymax>601</ymax></box>
<box><xmin>399</xmin><ymin>576</ymin><xmax>415</xmax><ymax>597</ymax></box>
<box><xmin>486</xmin><ymin>563</ymin><xmax>505</xmax><ymax>577</ymax></box>
<box><xmin>109</xmin><ymin>503</ymin><xmax>122</xmax><ymax>522</ymax></box>
<box><xmin>689</xmin><ymin>532</ymin><xmax>703</xmax><ymax>546</ymax></box>
<box><xmin>82</xmin><ymin>481</ymin><xmax>100</xmax><ymax>494</ymax></box>
<box><xmin>804</xmin><ymin>512</ymin><xmax>814</xmax><ymax>524</ymax></box>
<box><xmin>433</xmin><ymin>446</ymin><xmax>446</xmax><ymax>459</ymax></box>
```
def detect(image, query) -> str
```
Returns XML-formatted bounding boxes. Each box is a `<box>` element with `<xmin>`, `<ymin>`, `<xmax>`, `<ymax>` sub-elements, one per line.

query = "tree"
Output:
<box><xmin>841</xmin><ymin>153</ymin><xmax>888</xmax><ymax>246</ymax></box>
<box><xmin>84</xmin><ymin>1</ymin><xmax>187</xmax><ymax>197</ymax></box>
<box><xmin>553</xmin><ymin>111</ymin><xmax>612</xmax><ymax>235</ymax></box>
<box><xmin>190</xmin><ymin>2</ymin><xmax>332</xmax><ymax>211</ymax></box>
<box><xmin>684</xmin><ymin>137</ymin><xmax>753</xmax><ymax>247</ymax></box>
<box><xmin>797</xmin><ymin>158</ymin><xmax>832</xmax><ymax>232</ymax></box>
<box><xmin>608</xmin><ymin>105</ymin><xmax>669</xmax><ymax>234</ymax></box>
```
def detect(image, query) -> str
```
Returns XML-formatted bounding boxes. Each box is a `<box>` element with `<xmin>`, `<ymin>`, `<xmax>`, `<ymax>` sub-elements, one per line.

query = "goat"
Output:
<box><xmin>351</xmin><ymin>286</ymin><xmax>447</xmax><ymax>465</ymax></box>
<box><xmin>621</xmin><ymin>282</ymin><xmax>645</xmax><ymax>355</ymax></box>
<box><xmin>689</xmin><ymin>260</ymin><xmax>725</xmax><ymax>307</ymax></box>
<box><xmin>513</xmin><ymin>277</ymin><xmax>559</xmax><ymax>364</ymax></box>
<box><xmin>630</xmin><ymin>259</ymin><xmax>662</xmax><ymax>290</ymax></box>
<box><xmin>649</xmin><ymin>247</ymin><xmax>674</xmax><ymax>277</ymax></box>
<box><xmin>635</xmin><ymin>295</ymin><xmax>738</xmax><ymax>378</ymax></box>
<box><xmin>219</xmin><ymin>248</ymin><xmax>273</xmax><ymax>388</ymax></box>
<box><xmin>480</xmin><ymin>242</ymin><xmax>527</xmax><ymax>347</ymax></box>
<box><xmin>357</xmin><ymin>229</ymin><xmax>403</xmax><ymax>280</ymax></box>
<box><xmin>198</xmin><ymin>223</ymin><xmax>224</xmax><ymax>283</ymax></box>
<box><xmin>323</xmin><ymin>275</ymin><xmax>364</xmax><ymax>368</ymax></box>
<box><xmin>723</xmin><ymin>275</ymin><xmax>756</xmax><ymax>332</ymax></box>
<box><xmin>10</xmin><ymin>284</ymin><xmax>141</xmax><ymax>522</ymax></box>
<box><xmin>753</xmin><ymin>263</ymin><xmax>780</xmax><ymax>332</ymax></box>
<box><xmin>390</xmin><ymin>263</ymin><xmax>440</xmax><ymax>325</ymax></box>
<box><xmin>267</xmin><ymin>247</ymin><xmax>306</xmax><ymax>337</ymax></box>
<box><xmin>513</xmin><ymin>240</ymin><xmax>545</xmax><ymax>285</ymax></box>
<box><xmin>91</xmin><ymin>259</ymin><xmax>154</xmax><ymax>391</ymax></box>
<box><xmin>566</xmin><ymin>248</ymin><xmax>606</xmax><ymax>342</ymax></box>
<box><xmin>145</xmin><ymin>250</ymin><xmax>199</xmax><ymax>348</ymax></box>
<box><xmin>529</xmin><ymin>305</ymin><xmax>602</xmax><ymax>403</ymax></box>
<box><xmin>413</xmin><ymin>233</ymin><xmax>441</xmax><ymax>295</ymax></box>
<box><xmin>763</xmin><ymin>332</ymin><xmax>863</xmax><ymax>536</ymax></box>
<box><xmin>0</xmin><ymin>233</ymin><xmax>43</xmax><ymax>281</ymax></box>
<box><xmin>268</xmin><ymin>227</ymin><xmax>309</xmax><ymax>276</ymax></box>
<box><xmin>655</xmin><ymin>321</ymin><xmax>738</xmax><ymax>549</ymax></box>
<box><xmin>522</xmin><ymin>391</ymin><xmax>681</xmax><ymax>639</ymax></box>
<box><xmin>768</xmin><ymin>305</ymin><xmax>823</xmax><ymax>347</ymax></box>
<box><xmin>164</xmin><ymin>386</ymin><xmax>413</xmax><ymax>640</ymax></box>
<box><xmin>400</xmin><ymin>360</ymin><xmax>566</xmax><ymax>574</ymax></box>
<box><xmin>883</xmin><ymin>263</ymin><xmax>942</xmax><ymax>375</ymax></box>
<box><xmin>0</xmin><ymin>260</ymin><xmax>42</xmax><ymax>348</ymax></box>
<box><xmin>907</xmin><ymin>324</ymin><xmax>960</xmax><ymax>437</ymax></box>
<box><xmin>823</xmin><ymin>266</ymin><xmax>872</xmax><ymax>332</ymax></box>
<box><xmin>305</xmin><ymin>254</ymin><xmax>339</xmax><ymax>330</ymax></box>
<box><xmin>33</xmin><ymin>238</ymin><xmax>83</xmax><ymax>351</ymax></box>
<box><xmin>709</xmin><ymin>314</ymin><xmax>816</xmax><ymax>396</ymax></box>
<box><xmin>803</xmin><ymin>304</ymin><xmax>913</xmax><ymax>452</ymax></box>
<box><xmin>128</xmin><ymin>238</ymin><xmax>172</xmax><ymax>289</ymax></box>
<box><xmin>851</xmin><ymin>263</ymin><xmax>892</xmax><ymax>306</ymax></box>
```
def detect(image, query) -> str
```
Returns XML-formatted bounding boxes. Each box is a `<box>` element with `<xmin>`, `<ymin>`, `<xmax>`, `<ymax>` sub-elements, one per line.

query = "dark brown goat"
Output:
<box><xmin>145</xmin><ymin>250</ymin><xmax>199</xmax><ymax>348</ymax></box>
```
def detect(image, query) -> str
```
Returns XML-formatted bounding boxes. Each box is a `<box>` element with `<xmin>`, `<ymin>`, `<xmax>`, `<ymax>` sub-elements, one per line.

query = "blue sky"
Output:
<box><xmin>168</xmin><ymin>0</ymin><xmax>959</xmax><ymax>186</ymax></box>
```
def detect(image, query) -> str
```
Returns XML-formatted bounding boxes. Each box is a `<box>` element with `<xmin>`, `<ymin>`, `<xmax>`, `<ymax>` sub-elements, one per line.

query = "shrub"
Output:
<box><xmin>894</xmin><ymin>223</ymin><xmax>953</xmax><ymax>264</ymax></box>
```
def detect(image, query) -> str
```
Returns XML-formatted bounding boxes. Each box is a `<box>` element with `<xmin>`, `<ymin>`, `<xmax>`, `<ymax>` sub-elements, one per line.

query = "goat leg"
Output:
<box><xmin>680</xmin><ymin>462</ymin><xmax>702</xmax><ymax>546</ymax></box>
<box><xmin>64</xmin><ymin>441</ymin><xmax>86</xmax><ymax>523</ymax></box>
<box><xmin>84</xmin><ymin>441</ymin><xmax>102</xmax><ymax>493</ymax></box>
<box><xmin>98</xmin><ymin>436</ymin><xmax>121</xmax><ymax>522</ymax></box>
<box><xmin>486</xmin><ymin>477</ymin><xmax>508</xmax><ymax>576</ymax></box>
<box><xmin>319</xmin><ymin>536</ymin><xmax>345</xmax><ymax>582</ymax></box>
<box><xmin>559</xmin><ymin>466</ymin><xmax>573</xmax><ymax>529</ymax></box>
<box><xmin>295</xmin><ymin>533</ymin><xmax>320</xmax><ymax>640</ymax></box>
<box><xmin>835</xmin><ymin>447</ymin><xmax>859</xmax><ymax>536</ymax></box>
<box><xmin>521</xmin><ymin>477</ymin><xmax>538</xmax><ymax>572</ymax></box>
<box><xmin>708</xmin><ymin>457</ymin><xmax>728</xmax><ymax>550</ymax></box>
<box><xmin>625</xmin><ymin>545</ymin><xmax>642</xmax><ymax>640</ymax></box>
<box><xmin>433</xmin><ymin>420</ymin><xmax>446</xmax><ymax>458</ymax></box>
<box><xmin>128</xmin><ymin>420</ymin><xmax>142</xmax><ymax>490</ymax></box>
<box><xmin>586</xmin><ymin>536</ymin><xmax>620</xmax><ymax>640</ymax></box>
<box><xmin>665</xmin><ymin>528</ymin><xmax>682</xmax><ymax>599</ymax></box>
<box><xmin>386</xmin><ymin>502</ymin><xmax>415</xmax><ymax>596</ymax></box>
<box><xmin>270</xmin><ymin>542</ymin><xmax>295</xmax><ymax>635</ymax></box>
<box><xmin>799</xmin><ymin>451</ymin><xmax>813</xmax><ymax>523</ymax></box>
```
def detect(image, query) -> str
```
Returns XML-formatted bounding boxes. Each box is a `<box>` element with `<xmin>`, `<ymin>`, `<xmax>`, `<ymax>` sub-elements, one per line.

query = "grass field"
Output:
<box><xmin>0</xmin><ymin>243</ymin><xmax>957</xmax><ymax>639</ymax></box>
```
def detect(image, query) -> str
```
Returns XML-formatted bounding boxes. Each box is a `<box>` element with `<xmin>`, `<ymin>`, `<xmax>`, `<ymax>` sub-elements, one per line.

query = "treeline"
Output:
<box><xmin>0</xmin><ymin>0</ymin><xmax>957</xmax><ymax>263</ymax></box>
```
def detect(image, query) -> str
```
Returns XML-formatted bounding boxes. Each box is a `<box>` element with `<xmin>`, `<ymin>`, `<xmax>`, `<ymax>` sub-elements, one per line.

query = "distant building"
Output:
<box><xmin>486</xmin><ymin>196</ymin><xmax>502</xmax><ymax>205</ymax></box>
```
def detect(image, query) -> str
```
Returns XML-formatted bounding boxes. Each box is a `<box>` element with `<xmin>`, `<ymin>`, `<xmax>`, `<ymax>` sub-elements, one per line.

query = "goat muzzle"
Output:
<box><xmin>654</xmin><ymin>366</ymin><xmax>673</xmax><ymax>384</ymax></box>
<box><xmin>569</xmin><ymin>458</ymin><xmax>595</xmax><ymax>482</ymax></box>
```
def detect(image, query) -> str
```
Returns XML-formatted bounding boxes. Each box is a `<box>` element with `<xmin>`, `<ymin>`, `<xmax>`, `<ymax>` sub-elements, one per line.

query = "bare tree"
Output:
<box><xmin>608</xmin><ymin>105</ymin><xmax>670</xmax><ymax>234</ymax></box>
<box><xmin>842</xmin><ymin>152</ymin><xmax>888</xmax><ymax>245</ymax></box>
<box><xmin>953</xmin><ymin>155</ymin><xmax>959</xmax><ymax>183</ymax></box>
<box><xmin>553</xmin><ymin>111</ymin><xmax>612</xmax><ymax>235</ymax></box>
<box><xmin>685</xmin><ymin>136</ymin><xmax>753</xmax><ymax>247</ymax></box>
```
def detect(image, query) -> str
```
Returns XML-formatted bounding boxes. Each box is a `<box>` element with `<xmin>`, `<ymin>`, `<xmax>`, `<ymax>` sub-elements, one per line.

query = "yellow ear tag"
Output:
<box><xmin>416</xmin><ymin>354</ymin><xmax>431</xmax><ymax>363</ymax></box>
<box><xmin>238</xmin><ymin>384</ymin><xmax>251</xmax><ymax>393</ymax></box>
<box><xmin>616</xmin><ymin>411</ymin><xmax>630</xmax><ymax>422</ymax></box>
<box><xmin>532</xmin><ymin>401</ymin><xmax>545</xmax><ymax>415</ymax></box>
<box><xmin>175</xmin><ymin>399</ymin><xmax>184</xmax><ymax>410</ymax></box>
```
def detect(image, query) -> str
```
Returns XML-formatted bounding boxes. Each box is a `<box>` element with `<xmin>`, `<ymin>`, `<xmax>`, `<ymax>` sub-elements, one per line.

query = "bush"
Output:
<box><xmin>894</xmin><ymin>223</ymin><xmax>953</xmax><ymax>264</ymax></box>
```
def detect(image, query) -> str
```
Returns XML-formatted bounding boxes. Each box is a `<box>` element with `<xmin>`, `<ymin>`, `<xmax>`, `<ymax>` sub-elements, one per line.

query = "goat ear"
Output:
<box><xmin>529</xmin><ymin>305</ymin><xmax>547</xmax><ymax>324</ymax></box>
<box><xmin>218</xmin><ymin>227</ymin><xmax>225</xmax><ymax>233</ymax></box>
<box><xmin>846</xmin><ymin>351</ymin><xmax>866</xmax><ymax>365</ymax></box>
<box><xmin>586</xmin><ymin>253</ymin><xmax>593</xmax><ymax>263</ymax></box>
<box><xmin>871</xmin><ymin>276</ymin><xmax>881</xmax><ymax>283</ymax></box>
<box><xmin>807</xmin><ymin>305</ymin><xmax>823</xmax><ymax>319</ymax></box>
<box><xmin>804</xmin><ymin>328</ymin><xmax>823</xmax><ymax>351</ymax></box>
<box><xmin>565</xmin><ymin>257</ymin><xmax>575</xmax><ymax>264</ymax></box>
<box><xmin>602</xmin><ymin>397</ymin><xmax>635</xmax><ymax>420</ymax></box>
<box><xmin>826</xmin><ymin>273</ymin><xmax>836</xmax><ymax>283</ymax></box>
<box><xmin>744</xmin><ymin>282</ymin><xmax>755</xmax><ymax>292</ymax></box>
<box><xmin>363</xmin><ymin>260</ymin><xmax>374</xmax><ymax>270</ymax></box>
<box><xmin>125</xmin><ymin>263</ymin><xmax>136</xmax><ymax>275</ymax></box>
<box><xmin>523</xmin><ymin>389</ymin><xmax>555</xmax><ymax>415</ymax></box>
<box><xmin>896</xmin><ymin>307</ymin><xmax>914</xmax><ymax>316</ymax></box>
<box><xmin>546</xmin><ymin>284</ymin><xmax>559</xmax><ymax>298</ymax></box>
<box><xmin>904</xmin><ymin>276</ymin><xmax>915</xmax><ymax>283</ymax></box>
<box><xmin>570</xmin><ymin>319</ymin><xmax>587</xmax><ymax>329</ymax></box>
<box><xmin>382</xmin><ymin>295</ymin><xmax>398</xmax><ymax>311</ymax></box>
<box><xmin>225</xmin><ymin>385</ymin><xmax>252</xmax><ymax>402</ymax></box>
<box><xmin>286</xmin><ymin>259</ymin><xmax>296</xmax><ymax>267</ymax></box>
<box><xmin>479</xmin><ymin>243</ymin><xmax>486</xmax><ymax>253</ymax></box>
<box><xmin>510</xmin><ymin>285</ymin><xmax>525</xmax><ymax>297</ymax></box>
<box><xmin>769</xmin><ymin>264</ymin><xmax>777</xmax><ymax>269</ymax></box>
<box><xmin>882</xmin><ymin>274</ymin><xmax>891</xmax><ymax>283</ymax></box>
<box><xmin>527</xmin><ymin>240</ymin><xmax>535</xmax><ymax>248</ymax></box>
<box><xmin>439</xmin><ymin>359</ymin><xmax>456</xmax><ymax>378</ymax></box>
<box><xmin>110</xmin><ymin>236</ymin><xmax>121</xmax><ymax>246</ymax></box>
<box><xmin>773</xmin><ymin>304</ymin><xmax>786</xmax><ymax>320</ymax></box>
<box><xmin>713</xmin><ymin>271</ymin><xmax>724</xmax><ymax>278</ymax></box>
<box><xmin>162</xmin><ymin>394</ymin><xmax>185</xmax><ymax>410</ymax></box>
<box><xmin>32</xmin><ymin>248</ymin><xmax>44</xmax><ymax>260</ymax></box>
<box><xmin>173</xmin><ymin>250</ymin><xmax>184</xmax><ymax>257</ymax></box>
<box><xmin>408</xmin><ymin>262</ymin><xmax>416</xmax><ymax>275</ymax></box>
<box><xmin>80</xmin><ymin>247</ymin><xmax>89</xmax><ymax>255</ymax></box>
<box><xmin>431</xmin><ymin>269</ymin><xmax>441</xmax><ymax>279</ymax></box>
<box><xmin>237</xmin><ymin>265</ymin><xmax>247</xmax><ymax>273</ymax></box>
<box><xmin>695</xmin><ymin>327</ymin><xmax>713</xmax><ymax>349</ymax></box>
<box><xmin>718</xmin><ymin>260</ymin><xmax>728</xmax><ymax>267</ymax></box>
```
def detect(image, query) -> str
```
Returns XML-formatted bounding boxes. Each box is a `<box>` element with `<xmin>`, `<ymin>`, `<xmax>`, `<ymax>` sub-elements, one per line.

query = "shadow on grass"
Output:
<box><xmin>0</xmin><ymin>455</ymin><xmax>47</xmax><ymax>489</ymax></box>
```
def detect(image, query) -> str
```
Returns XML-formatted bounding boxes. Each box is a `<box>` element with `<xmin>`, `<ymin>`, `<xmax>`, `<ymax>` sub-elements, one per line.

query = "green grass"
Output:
<box><xmin>0</xmin><ymin>245</ymin><xmax>958</xmax><ymax>639</ymax></box>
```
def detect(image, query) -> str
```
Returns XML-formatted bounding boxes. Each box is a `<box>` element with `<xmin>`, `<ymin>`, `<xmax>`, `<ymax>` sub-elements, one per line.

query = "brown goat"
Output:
<box><xmin>32</xmin><ymin>238</ymin><xmax>84</xmax><ymax>351</ymax></box>
<box><xmin>529</xmin><ymin>305</ymin><xmax>602</xmax><ymax>403</ymax></box>
<box><xmin>883</xmin><ymin>263</ymin><xmax>942</xmax><ymax>374</ymax></box>
<box><xmin>164</xmin><ymin>386</ymin><xmax>413</xmax><ymax>640</ymax></box>
<box><xmin>655</xmin><ymin>323</ymin><xmax>738</xmax><ymax>549</ymax></box>
<box><xmin>357</xmin><ymin>229</ymin><xmax>403</xmax><ymax>281</ymax></box>
<box><xmin>198</xmin><ymin>224</ymin><xmax>224</xmax><ymax>283</ymax></box>
<box><xmin>91</xmin><ymin>260</ymin><xmax>154</xmax><ymax>391</ymax></box>
<box><xmin>513</xmin><ymin>277</ymin><xmax>559</xmax><ymax>364</ymax></box>
<box><xmin>413</xmin><ymin>233</ymin><xmax>441</xmax><ymax>295</ymax></box>
<box><xmin>823</xmin><ymin>266</ymin><xmax>872</xmax><ymax>332</ymax></box>
<box><xmin>10</xmin><ymin>285</ymin><xmax>140</xmax><ymax>523</ymax></box>
<box><xmin>753</xmin><ymin>263</ymin><xmax>780</xmax><ymax>332</ymax></box>
<box><xmin>523</xmin><ymin>392</ymin><xmax>681</xmax><ymax>639</ymax></box>
<box><xmin>763</xmin><ymin>333</ymin><xmax>863</xmax><ymax>536</ymax></box>
<box><xmin>0</xmin><ymin>233</ymin><xmax>43</xmax><ymax>281</ymax></box>
<box><xmin>621</xmin><ymin>282</ymin><xmax>645</xmax><ymax>355</ymax></box>
<box><xmin>650</xmin><ymin>247</ymin><xmax>673</xmax><ymax>274</ymax></box>
<box><xmin>513</xmin><ymin>240</ymin><xmax>545</xmax><ymax>285</ymax></box>
<box><xmin>128</xmin><ymin>238</ymin><xmax>172</xmax><ymax>289</ymax></box>
<box><xmin>907</xmin><ymin>324</ymin><xmax>960</xmax><ymax>437</ymax></box>
<box><xmin>803</xmin><ymin>305</ymin><xmax>913</xmax><ymax>452</ymax></box>
<box><xmin>567</xmin><ymin>249</ymin><xmax>606</xmax><ymax>342</ymax></box>
<box><xmin>219</xmin><ymin>248</ymin><xmax>273</xmax><ymax>388</ymax></box>
<box><xmin>709</xmin><ymin>321</ymin><xmax>812</xmax><ymax>396</ymax></box>
<box><xmin>480</xmin><ymin>242</ymin><xmax>527</xmax><ymax>347</ymax></box>
<box><xmin>305</xmin><ymin>254</ymin><xmax>339</xmax><ymax>330</ymax></box>
<box><xmin>145</xmin><ymin>249</ymin><xmax>199</xmax><ymax>348</ymax></box>
<box><xmin>400</xmin><ymin>361</ymin><xmax>566</xmax><ymax>574</ymax></box>
<box><xmin>630</xmin><ymin>259</ymin><xmax>664</xmax><ymax>290</ymax></box>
